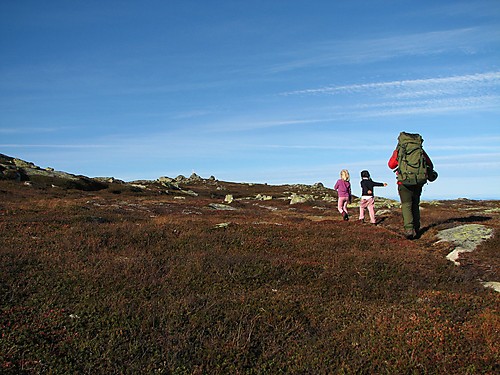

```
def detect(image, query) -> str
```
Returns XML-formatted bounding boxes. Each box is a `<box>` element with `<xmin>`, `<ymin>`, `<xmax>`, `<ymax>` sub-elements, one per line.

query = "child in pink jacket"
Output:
<box><xmin>334</xmin><ymin>169</ymin><xmax>352</xmax><ymax>221</ymax></box>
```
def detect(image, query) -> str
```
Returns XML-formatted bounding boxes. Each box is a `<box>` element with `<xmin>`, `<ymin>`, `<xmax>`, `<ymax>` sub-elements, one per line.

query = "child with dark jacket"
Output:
<box><xmin>359</xmin><ymin>170</ymin><xmax>387</xmax><ymax>224</ymax></box>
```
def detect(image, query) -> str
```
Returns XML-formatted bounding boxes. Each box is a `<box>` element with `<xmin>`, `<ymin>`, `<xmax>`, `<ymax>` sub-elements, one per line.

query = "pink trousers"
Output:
<box><xmin>337</xmin><ymin>196</ymin><xmax>349</xmax><ymax>215</ymax></box>
<box><xmin>359</xmin><ymin>197</ymin><xmax>376</xmax><ymax>223</ymax></box>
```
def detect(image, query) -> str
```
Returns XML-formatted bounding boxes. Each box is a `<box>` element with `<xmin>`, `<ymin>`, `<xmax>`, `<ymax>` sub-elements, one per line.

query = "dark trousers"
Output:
<box><xmin>398</xmin><ymin>184</ymin><xmax>423</xmax><ymax>231</ymax></box>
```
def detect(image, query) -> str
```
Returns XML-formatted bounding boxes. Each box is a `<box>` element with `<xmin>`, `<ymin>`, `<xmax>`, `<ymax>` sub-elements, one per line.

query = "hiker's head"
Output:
<box><xmin>340</xmin><ymin>169</ymin><xmax>350</xmax><ymax>181</ymax></box>
<box><xmin>361</xmin><ymin>170</ymin><xmax>370</xmax><ymax>179</ymax></box>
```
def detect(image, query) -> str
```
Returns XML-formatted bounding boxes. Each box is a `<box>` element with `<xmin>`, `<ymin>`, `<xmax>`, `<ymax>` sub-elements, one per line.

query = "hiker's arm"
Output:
<box><xmin>424</xmin><ymin>151</ymin><xmax>433</xmax><ymax>170</ymax></box>
<box><xmin>388</xmin><ymin>149</ymin><xmax>398</xmax><ymax>169</ymax></box>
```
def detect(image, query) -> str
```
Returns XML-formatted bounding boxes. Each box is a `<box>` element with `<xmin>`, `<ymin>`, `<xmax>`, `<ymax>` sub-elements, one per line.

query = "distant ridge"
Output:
<box><xmin>0</xmin><ymin>153</ymin><xmax>108</xmax><ymax>191</ymax></box>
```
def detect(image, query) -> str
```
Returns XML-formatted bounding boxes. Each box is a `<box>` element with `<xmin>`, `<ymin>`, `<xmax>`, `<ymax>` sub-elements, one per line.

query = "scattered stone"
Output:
<box><xmin>256</xmin><ymin>194</ymin><xmax>273</xmax><ymax>201</ymax></box>
<box><xmin>323</xmin><ymin>195</ymin><xmax>336</xmax><ymax>203</ymax></box>
<box><xmin>182</xmin><ymin>209</ymin><xmax>201</xmax><ymax>215</ymax></box>
<box><xmin>289</xmin><ymin>193</ymin><xmax>314</xmax><ymax>205</ymax></box>
<box><xmin>374</xmin><ymin>198</ymin><xmax>400</xmax><ymax>209</ymax></box>
<box><xmin>158</xmin><ymin>176</ymin><xmax>175</xmax><ymax>184</ymax></box>
<box><xmin>180</xmin><ymin>189</ymin><xmax>199</xmax><ymax>197</ymax></box>
<box><xmin>375</xmin><ymin>209</ymin><xmax>392</xmax><ymax>216</ymax></box>
<box><xmin>422</xmin><ymin>200</ymin><xmax>443</xmax><ymax>206</ymax></box>
<box><xmin>209</xmin><ymin>203</ymin><xmax>237</xmax><ymax>211</ymax></box>
<box><xmin>253</xmin><ymin>221</ymin><xmax>283</xmax><ymax>226</ymax></box>
<box><xmin>254</xmin><ymin>204</ymin><xmax>278</xmax><ymax>211</ymax></box>
<box><xmin>224</xmin><ymin>194</ymin><xmax>234</xmax><ymax>204</ymax></box>
<box><xmin>95</xmin><ymin>177</ymin><xmax>122</xmax><ymax>184</ymax></box>
<box><xmin>214</xmin><ymin>222</ymin><xmax>231</xmax><ymax>229</ymax></box>
<box><xmin>481</xmin><ymin>281</ymin><xmax>500</xmax><ymax>293</ymax></box>
<box><xmin>130</xmin><ymin>184</ymin><xmax>147</xmax><ymax>189</ymax></box>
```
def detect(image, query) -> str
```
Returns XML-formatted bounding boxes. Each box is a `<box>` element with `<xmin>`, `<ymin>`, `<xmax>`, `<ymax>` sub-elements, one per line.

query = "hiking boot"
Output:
<box><xmin>344</xmin><ymin>213</ymin><xmax>349</xmax><ymax>221</ymax></box>
<box><xmin>404</xmin><ymin>229</ymin><xmax>416</xmax><ymax>240</ymax></box>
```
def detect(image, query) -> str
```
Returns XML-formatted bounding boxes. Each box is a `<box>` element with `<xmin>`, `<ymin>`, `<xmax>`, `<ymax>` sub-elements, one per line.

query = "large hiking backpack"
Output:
<box><xmin>396</xmin><ymin>132</ymin><xmax>428</xmax><ymax>185</ymax></box>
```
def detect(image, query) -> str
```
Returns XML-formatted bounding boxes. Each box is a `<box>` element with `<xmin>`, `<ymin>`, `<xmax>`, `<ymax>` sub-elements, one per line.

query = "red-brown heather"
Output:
<box><xmin>1</xmin><ymin>175</ymin><xmax>499</xmax><ymax>374</ymax></box>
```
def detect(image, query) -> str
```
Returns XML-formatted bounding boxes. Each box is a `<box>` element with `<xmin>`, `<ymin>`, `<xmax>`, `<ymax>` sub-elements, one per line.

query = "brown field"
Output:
<box><xmin>1</xmin><ymin>178</ymin><xmax>499</xmax><ymax>374</ymax></box>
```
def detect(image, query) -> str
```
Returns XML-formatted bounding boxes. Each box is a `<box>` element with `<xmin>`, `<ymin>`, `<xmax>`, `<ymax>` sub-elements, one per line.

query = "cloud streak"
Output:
<box><xmin>283</xmin><ymin>71</ymin><xmax>500</xmax><ymax>96</ymax></box>
<box><xmin>270</xmin><ymin>27</ymin><xmax>500</xmax><ymax>73</ymax></box>
<box><xmin>0</xmin><ymin>144</ymin><xmax>113</xmax><ymax>149</ymax></box>
<box><xmin>275</xmin><ymin>71</ymin><xmax>500</xmax><ymax>121</ymax></box>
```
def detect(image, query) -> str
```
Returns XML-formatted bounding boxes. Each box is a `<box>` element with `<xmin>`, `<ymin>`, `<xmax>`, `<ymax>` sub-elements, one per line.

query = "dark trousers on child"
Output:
<box><xmin>398</xmin><ymin>184</ymin><xmax>423</xmax><ymax>231</ymax></box>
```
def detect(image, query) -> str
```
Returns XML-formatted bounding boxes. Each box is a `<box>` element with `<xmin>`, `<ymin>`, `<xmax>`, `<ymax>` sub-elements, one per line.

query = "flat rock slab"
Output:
<box><xmin>438</xmin><ymin>224</ymin><xmax>494</xmax><ymax>259</ymax></box>
<box><xmin>208</xmin><ymin>203</ymin><xmax>238</xmax><ymax>211</ymax></box>
<box><xmin>482</xmin><ymin>281</ymin><xmax>500</xmax><ymax>293</ymax></box>
<box><xmin>438</xmin><ymin>224</ymin><xmax>493</xmax><ymax>265</ymax></box>
<box><xmin>437</xmin><ymin>224</ymin><xmax>497</xmax><ymax>292</ymax></box>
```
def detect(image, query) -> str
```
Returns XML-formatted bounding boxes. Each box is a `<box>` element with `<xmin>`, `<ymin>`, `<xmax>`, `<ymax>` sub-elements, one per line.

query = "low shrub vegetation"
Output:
<box><xmin>0</xmin><ymin>180</ymin><xmax>499</xmax><ymax>374</ymax></box>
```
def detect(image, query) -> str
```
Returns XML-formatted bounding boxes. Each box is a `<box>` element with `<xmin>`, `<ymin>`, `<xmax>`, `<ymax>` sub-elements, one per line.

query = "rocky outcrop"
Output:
<box><xmin>171</xmin><ymin>173</ymin><xmax>210</xmax><ymax>184</ymax></box>
<box><xmin>0</xmin><ymin>153</ymin><xmax>108</xmax><ymax>191</ymax></box>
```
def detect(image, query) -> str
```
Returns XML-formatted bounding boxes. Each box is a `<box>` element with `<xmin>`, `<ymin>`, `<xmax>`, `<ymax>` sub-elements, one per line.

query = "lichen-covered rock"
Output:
<box><xmin>1</xmin><ymin>153</ymin><xmax>108</xmax><ymax>191</ymax></box>
<box><xmin>256</xmin><ymin>194</ymin><xmax>273</xmax><ymax>201</ymax></box>
<box><xmin>289</xmin><ymin>193</ymin><xmax>314</xmax><ymax>205</ymax></box>
<box><xmin>437</xmin><ymin>224</ymin><xmax>494</xmax><ymax>265</ymax></box>
<box><xmin>209</xmin><ymin>203</ymin><xmax>237</xmax><ymax>211</ymax></box>
<box><xmin>481</xmin><ymin>281</ymin><xmax>500</xmax><ymax>293</ymax></box>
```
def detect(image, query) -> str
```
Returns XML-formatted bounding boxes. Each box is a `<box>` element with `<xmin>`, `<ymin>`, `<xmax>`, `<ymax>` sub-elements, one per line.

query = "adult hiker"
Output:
<box><xmin>388</xmin><ymin>132</ymin><xmax>436</xmax><ymax>240</ymax></box>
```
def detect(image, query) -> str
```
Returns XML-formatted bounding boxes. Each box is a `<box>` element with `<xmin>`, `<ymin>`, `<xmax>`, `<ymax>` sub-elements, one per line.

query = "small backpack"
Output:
<box><xmin>396</xmin><ymin>132</ymin><xmax>428</xmax><ymax>185</ymax></box>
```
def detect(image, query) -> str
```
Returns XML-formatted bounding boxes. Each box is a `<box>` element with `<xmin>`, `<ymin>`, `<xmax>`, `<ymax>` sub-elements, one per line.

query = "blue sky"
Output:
<box><xmin>1</xmin><ymin>0</ymin><xmax>499</xmax><ymax>200</ymax></box>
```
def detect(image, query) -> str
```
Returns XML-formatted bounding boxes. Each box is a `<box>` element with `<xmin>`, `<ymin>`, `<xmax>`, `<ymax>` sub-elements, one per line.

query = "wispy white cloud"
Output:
<box><xmin>0</xmin><ymin>126</ymin><xmax>76</xmax><ymax>134</ymax></box>
<box><xmin>255</xmin><ymin>144</ymin><xmax>390</xmax><ymax>152</ymax></box>
<box><xmin>277</xmin><ymin>71</ymin><xmax>500</xmax><ymax>120</ymax></box>
<box><xmin>283</xmin><ymin>71</ymin><xmax>500</xmax><ymax>96</ymax></box>
<box><xmin>0</xmin><ymin>144</ymin><xmax>112</xmax><ymax>148</ymax></box>
<box><xmin>353</xmin><ymin>97</ymin><xmax>500</xmax><ymax>118</ymax></box>
<box><xmin>271</xmin><ymin>27</ymin><xmax>500</xmax><ymax>73</ymax></box>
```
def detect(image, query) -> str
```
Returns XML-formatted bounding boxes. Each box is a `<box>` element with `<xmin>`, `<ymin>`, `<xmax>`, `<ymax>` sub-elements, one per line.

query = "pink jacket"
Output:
<box><xmin>334</xmin><ymin>179</ymin><xmax>351</xmax><ymax>199</ymax></box>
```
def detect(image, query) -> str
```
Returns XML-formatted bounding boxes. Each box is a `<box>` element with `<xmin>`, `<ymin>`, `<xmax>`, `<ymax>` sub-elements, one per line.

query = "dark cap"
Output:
<box><xmin>361</xmin><ymin>170</ymin><xmax>370</xmax><ymax>178</ymax></box>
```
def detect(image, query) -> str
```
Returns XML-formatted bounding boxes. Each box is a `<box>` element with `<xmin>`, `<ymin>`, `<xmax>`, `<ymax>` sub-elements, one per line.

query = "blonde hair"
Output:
<box><xmin>340</xmin><ymin>169</ymin><xmax>350</xmax><ymax>182</ymax></box>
